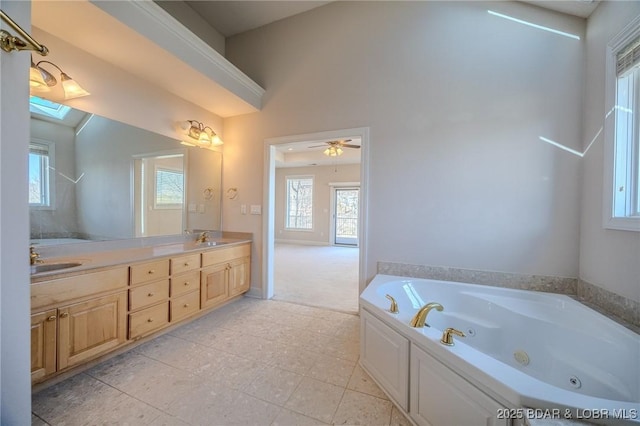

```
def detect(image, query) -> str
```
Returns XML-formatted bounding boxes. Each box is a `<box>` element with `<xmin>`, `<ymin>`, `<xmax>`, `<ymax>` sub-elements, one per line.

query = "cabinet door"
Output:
<box><xmin>228</xmin><ymin>257</ymin><xmax>250</xmax><ymax>296</ymax></box>
<box><xmin>31</xmin><ymin>309</ymin><xmax>57</xmax><ymax>382</ymax></box>
<box><xmin>201</xmin><ymin>264</ymin><xmax>229</xmax><ymax>309</ymax></box>
<box><xmin>58</xmin><ymin>291</ymin><xmax>127</xmax><ymax>370</ymax></box>
<box><xmin>410</xmin><ymin>344</ymin><xmax>507</xmax><ymax>426</ymax></box>
<box><xmin>360</xmin><ymin>309</ymin><xmax>409</xmax><ymax>411</ymax></box>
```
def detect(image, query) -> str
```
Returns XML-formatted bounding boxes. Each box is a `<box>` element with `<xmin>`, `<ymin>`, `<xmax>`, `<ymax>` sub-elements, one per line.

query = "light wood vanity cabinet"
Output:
<box><xmin>31</xmin><ymin>241</ymin><xmax>251</xmax><ymax>385</ymax></box>
<box><xmin>30</xmin><ymin>309</ymin><xmax>57</xmax><ymax>382</ymax></box>
<box><xmin>201</xmin><ymin>244</ymin><xmax>251</xmax><ymax>308</ymax></box>
<box><xmin>57</xmin><ymin>292</ymin><xmax>127</xmax><ymax>370</ymax></box>
<box><xmin>30</xmin><ymin>268</ymin><xmax>129</xmax><ymax>383</ymax></box>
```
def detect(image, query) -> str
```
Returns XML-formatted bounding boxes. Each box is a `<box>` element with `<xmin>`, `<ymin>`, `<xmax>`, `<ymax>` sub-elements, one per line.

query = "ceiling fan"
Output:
<box><xmin>309</xmin><ymin>139</ymin><xmax>360</xmax><ymax>156</ymax></box>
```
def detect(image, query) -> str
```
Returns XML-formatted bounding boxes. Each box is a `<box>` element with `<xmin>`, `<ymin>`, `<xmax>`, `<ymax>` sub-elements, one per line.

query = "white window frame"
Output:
<box><xmin>28</xmin><ymin>139</ymin><xmax>55</xmax><ymax>210</ymax></box>
<box><xmin>153</xmin><ymin>165</ymin><xmax>184</xmax><ymax>210</ymax></box>
<box><xmin>285</xmin><ymin>175</ymin><xmax>314</xmax><ymax>231</ymax></box>
<box><xmin>603</xmin><ymin>16</ymin><xmax>640</xmax><ymax>232</ymax></box>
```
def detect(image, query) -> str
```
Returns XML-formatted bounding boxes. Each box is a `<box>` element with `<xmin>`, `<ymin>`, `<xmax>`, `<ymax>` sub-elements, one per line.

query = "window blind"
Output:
<box><xmin>617</xmin><ymin>36</ymin><xmax>640</xmax><ymax>76</ymax></box>
<box><xmin>29</xmin><ymin>143</ymin><xmax>49</xmax><ymax>156</ymax></box>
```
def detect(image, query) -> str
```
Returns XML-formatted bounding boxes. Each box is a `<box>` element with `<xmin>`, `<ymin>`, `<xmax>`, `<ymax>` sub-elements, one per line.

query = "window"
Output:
<box><xmin>29</xmin><ymin>96</ymin><xmax>71</xmax><ymax>120</ymax></box>
<box><xmin>604</xmin><ymin>18</ymin><xmax>640</xmax><ymax>231</ymax></box>
<box><xmin>286</xmin><ymin>176</ymin><xmax>313</xmax><ymax>230</ymax></box>
<box><xmin>29</xmin><ymin>141</ymin><xmax>54</xmax><ymax>208</ymax></box>
<box><xmin>155</xmin><ymin>168</ymin><xmax>184</xmax><ymax>208</ymax></box>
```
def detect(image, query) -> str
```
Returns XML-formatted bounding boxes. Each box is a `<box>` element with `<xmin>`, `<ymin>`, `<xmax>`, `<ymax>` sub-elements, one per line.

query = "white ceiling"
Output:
<box><xmin>275</xmin><ymin>137</ymin><xmax>362</xmax><ymax>168</ymax></box>
<box><xmin>185</xmin><ymin>1</ymin><xmax>332</xmax><ymax>37</ymax></box>
<box><xmin>183</xmin><ymin>0</ymin><xmax>598</xmax><ymax>40</ymax></box>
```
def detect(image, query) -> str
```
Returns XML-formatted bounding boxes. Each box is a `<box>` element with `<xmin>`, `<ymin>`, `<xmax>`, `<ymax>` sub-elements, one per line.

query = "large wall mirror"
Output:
<box><xmin>29</xmin><ymin>97</ymin><xmax>222</xmax><ymax>245</ymax></box>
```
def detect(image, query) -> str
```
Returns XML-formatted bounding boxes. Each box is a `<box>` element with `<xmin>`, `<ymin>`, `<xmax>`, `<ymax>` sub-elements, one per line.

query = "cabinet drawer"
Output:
<box><xmin>31</xmin><ymin>267</ymin><xmax>128</xmax><ymax>311</ymax></box>
<box><xmin>129</xmin><ymin>280</ymin><xmax>169</xmax><ymax>311</ymax></box>
<box><xmin>128</xmin><ymin>302</ymin><xmax>169</xmax><ymax>339</ymax></box>
<box><xmin>170</xmin><ymin>253</ymin><xmax>200</xmax><ymax>275</ymax></box>
<box><xmin>170</xmin><ymin>291</ymin><xmax>200</xmax><ymax>323</ymax></box>
<box><xmin>201</xmin><ymin>244</ymin><xmax>251</xmax><ymax>267</ymax></box>
<box><xmin>130</xmin><ymin>259</ymin><xmax>169</xmax><ymax>285</ymax></box>
<box><xmin>171</xmin><ymin>271</ymin><xmax>200</xmax><ymax>297</ymax></box>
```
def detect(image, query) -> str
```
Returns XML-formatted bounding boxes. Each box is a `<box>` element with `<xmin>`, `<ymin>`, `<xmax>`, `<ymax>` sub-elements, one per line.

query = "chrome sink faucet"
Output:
<box><xmin>196</xmin><ymin>231</ymin><xmax>210</xmax><ymax>243</ymax></box>
<box><xmin>410</xmin><ymin>302</ymin><xmax>444</xmax><ymax>327</ymax></box>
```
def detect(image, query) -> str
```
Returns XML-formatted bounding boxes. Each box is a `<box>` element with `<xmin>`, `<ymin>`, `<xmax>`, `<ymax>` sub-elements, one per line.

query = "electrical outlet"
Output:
<box><xmin>241</xmin><ymin>204</ymin><xmax>247</xmax><ymax>215</ymax></box>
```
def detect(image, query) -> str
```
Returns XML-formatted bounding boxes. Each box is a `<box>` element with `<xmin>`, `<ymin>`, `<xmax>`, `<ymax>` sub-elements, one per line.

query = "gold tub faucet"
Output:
<box><xmin>29</xmin><ymin>245</ymin><xmax>42</xmax><ymax>265</ymax></box>
<box><xmin>410</xmin><ymin>302</ymin><xmax>444</xmax><ymax>327</ymax></box>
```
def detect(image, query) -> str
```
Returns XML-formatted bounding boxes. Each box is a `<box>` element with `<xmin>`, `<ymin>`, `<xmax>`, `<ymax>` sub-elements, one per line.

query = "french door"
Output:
<box><xmin>334</xmin><ymin>187</ymin><xmax>359</xmax><ymax>246</ymax></box>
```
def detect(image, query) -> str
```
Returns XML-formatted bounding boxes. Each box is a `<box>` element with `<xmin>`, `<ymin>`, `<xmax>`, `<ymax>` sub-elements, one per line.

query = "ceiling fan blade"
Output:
<box><xmin>308</xmin><ymin>145</ymin><xmax>327</xmax><ymax>148</ymax></box>
<box><xmin>342</xmin><ymin>144</ymin><xmax>361</xmax><ymax>149</ymax></box>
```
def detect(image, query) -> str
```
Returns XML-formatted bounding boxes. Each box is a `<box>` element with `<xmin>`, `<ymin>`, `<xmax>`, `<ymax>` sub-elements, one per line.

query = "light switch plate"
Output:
<box><xmin>188</xmin><ymin>203</ymin><xmax>197</xmax><ymax>213</ymax></box>
<box><xmin>250</xmin><ymin>205</ymin><xmax>262</xmax><ymax>215</ymax></box>
<box><xmin>241</xmin><ymin>204</ymin><xmax>247</xmax><ymax>215</ymax></box>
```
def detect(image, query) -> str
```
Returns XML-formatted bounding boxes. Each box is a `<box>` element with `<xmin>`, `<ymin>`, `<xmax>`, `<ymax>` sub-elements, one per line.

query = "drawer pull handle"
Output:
<box><xmin>184</xmin><ymin>282</ymin><xmax>190</xmax><ymax>286</ymax></box>
<box><xmin>148</xmin><ymin>270</ymin><xmax>155</xmax><ymax>274</ymax></box>
<box><xmin>47</xmin><ymin>315</ymin><xmax>57</xmax><ymax>322</ymax></box>
<box><xmin>147</xmin><ymin>318</ymin><xmax>153</xmax><ymax>323</ymax></box>
<box><xmin>183</xmin><ymin>304</ymin><xmax>189</xmax><ymax>308</ymax></box>
<box><xmin>148</xmin><ymin>293</ymin><xmax>154</xmax><ymax>297</ymax></box>
<box><xmin>59</xmin><ymin>312</ymin><xmax>69</xmax><ymax>318</ymax></box>
<box><xmin>184</xmin><ymin>262</ymin><xmax>189</xmax><ymax>267</ymax></box>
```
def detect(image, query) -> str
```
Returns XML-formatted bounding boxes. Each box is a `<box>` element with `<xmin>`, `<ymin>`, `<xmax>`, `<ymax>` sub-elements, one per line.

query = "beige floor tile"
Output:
<box><xmin>32</xmin><ymin>374</ymin><xmax>122</xmax><ymax>423</ymax></box>
<box><xmin>271</xmin><ymin>408</ymin><xmax>330</xmax><ymax>426</ymax></box>
<box><xmin>390</xmin><ymin>405</ymin><xmax>413</xmax><ymax>426</ymax></box>
<box><xmin>268</xmin><ymin>344</ymin><xmax>319</xmax><ymax>375</ymax></box>
<box><xmin>209</xmin><ymin>353</ymin><xmax>265</xmax><ymax>390</ymax></box>
<box><xmin>306</xmin><ymin>354</ymin><xmax>356</xmax><ymax>387</ymax></box>
<box><xmin>347</xmin><ymin>364</ymin><xmax>388</xmax><ymax>400</ymax></box>
<box><xmin>33</xmin><ymin>374</ymin><xmax>162</xmax><ymax>425</ymax></box>
<box><xmin>31</xmin><ymin>413</ymin><xmax>49</xmax><ymax>426</ymax></box>
<box><xmin>332</xmin><ymin>389</ymin><xmax>393</xmax><ymax>426</ymax></box>
<box><xmin>215</xmin><ymin>393</ymin><xmax>281</xmax><ymax>426</ymax></box>
<box><xmin>134</xmin><ymin>333</ymin><xmax>209</xmax><ymax>372</ymax></box>
<box><xmin>166</xmin><ymin>380</ymin><xmax>241</xmax><ymax>425</ymax></box>
<box><xmin>148</xmin><ymin>413</ymin><xmax>191</xmax><ymax>426</ymax></box>
<box><xmin>318</xmin><ymin>336</ymin><xmax>360</xmax><ymax>362</ymax></box>
<box><xmin>86</xmin><ymin>351</ymin><xmax>202</xmax><ymax>409</ymax></box>
<box><xmin>284</xmin><ymin>377</ymin><xmax>345</xmax><ymax>423</ymax></box>
<box><xmin>244</xmin><ymin>365</ymin><xmax>303</xmax><ymax>405</ymax></box>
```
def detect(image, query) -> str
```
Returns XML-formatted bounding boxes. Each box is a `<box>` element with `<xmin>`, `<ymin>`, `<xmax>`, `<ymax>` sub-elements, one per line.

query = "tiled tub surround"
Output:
<box><xmin>378</xmin><ymin>261</ymin><xmax>639</xmax><ymax>331</ymax></box>
<box><xmin>32</xmin><ymin>298</ymin><xmax>412</xmax><ymax>426</ymax></box>
<box><xmin>360</xmin><ymin>275</ymin><xmax>640</xmax><ymax>426</ymax></box>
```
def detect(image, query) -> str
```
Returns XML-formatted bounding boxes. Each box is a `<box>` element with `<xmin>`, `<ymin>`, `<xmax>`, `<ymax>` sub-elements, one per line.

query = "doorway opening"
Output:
<box><xmin>263</xmin><ymin>128</ymin><xmax>369</xmax><ymax>313</ymax></box>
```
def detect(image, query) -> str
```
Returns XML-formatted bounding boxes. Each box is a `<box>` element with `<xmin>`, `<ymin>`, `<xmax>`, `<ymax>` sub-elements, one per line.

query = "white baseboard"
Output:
<box><xmin>275</xmin><ymin>239</ymin><xmax>329</xmax><ymax>246</ymax></box>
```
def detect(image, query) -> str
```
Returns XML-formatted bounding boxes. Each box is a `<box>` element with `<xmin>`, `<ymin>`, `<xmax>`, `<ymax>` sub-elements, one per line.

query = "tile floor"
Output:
<box><xmin>32</xmin><ymin>297</ymin><xmax>412</xmax><ymax>426</ymax></box>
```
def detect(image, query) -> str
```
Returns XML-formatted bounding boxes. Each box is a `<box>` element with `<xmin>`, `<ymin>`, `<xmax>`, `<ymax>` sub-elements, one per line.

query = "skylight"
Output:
<box><xmin>29</xmin><ymin>96</ymin><xmax>71</xmax><ymax>120</ymax></box>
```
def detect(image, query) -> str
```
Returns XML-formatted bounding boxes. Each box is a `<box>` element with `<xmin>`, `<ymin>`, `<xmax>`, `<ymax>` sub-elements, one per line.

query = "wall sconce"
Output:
<box><xmin>30</xmin><ymin>57</ymin><xmax>90</xmax><ymax>100</ymax></box>
<box><xmin>180</xmin><ymin>120</ymin><xmax>223</xmax><ymax>149</ymax></box>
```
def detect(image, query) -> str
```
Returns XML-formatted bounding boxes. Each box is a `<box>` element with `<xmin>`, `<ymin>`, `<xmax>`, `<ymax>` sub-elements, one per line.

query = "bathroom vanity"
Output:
<box><xmin>30</xmin><ymin>237</ymin><xmax>251</xmax><ymax>385</ymax></box>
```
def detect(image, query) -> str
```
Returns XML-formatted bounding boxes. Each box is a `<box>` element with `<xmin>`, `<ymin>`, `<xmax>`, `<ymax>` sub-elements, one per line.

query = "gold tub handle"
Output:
<box><xmin>385</xmin><ymin>294</ymin><xmax>398</xmax><ymax>314</ymax></box>
<box><xmin>440</xmin><ymin>327</ymin><xmax>465</xmax><ymax>346</ymax></box>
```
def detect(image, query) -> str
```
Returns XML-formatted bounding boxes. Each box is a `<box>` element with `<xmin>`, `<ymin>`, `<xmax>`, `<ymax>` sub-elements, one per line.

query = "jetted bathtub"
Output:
<box><xmin>359</xmin><ymin>274</ymin><xmax>639</xmax><ymax>426</ymax></box>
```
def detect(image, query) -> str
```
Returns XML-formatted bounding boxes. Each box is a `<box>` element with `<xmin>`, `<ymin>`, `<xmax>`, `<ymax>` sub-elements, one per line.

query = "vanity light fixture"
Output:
<box><xmin>181</xmin><ymin>120</ymin><xmax>223</xmax><ymax>149</ymax></box>
<box><xmin>29</xmin><ymin>57</ymin><xmax>90</xmax><ymax>100</ymax></box>
<box><xmin>0</xmin><ymin>9</ymin><xmax>48</xmax><ymax>55</ymax></box>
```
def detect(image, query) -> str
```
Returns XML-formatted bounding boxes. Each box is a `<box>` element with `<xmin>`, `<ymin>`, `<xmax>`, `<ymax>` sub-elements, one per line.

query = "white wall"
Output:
<box><xmin>223</xmin><ymin>1</ymin><xmax>585</xmax><ymax>290</ymax></box>
<box><xmin>30</xmin><ymin>118</ymin><xmax>78</xmax><ymax>238</ymax></box>
<box><xmin>580</xmin><ymin>1</ymin><xmax>640</xmax><ymax>303</ymax></box>
<box><xmin>275</xmin><ymin>164</ymin><xmax>360</xmax><ymax>244</ymax></box>
<box><xmin>0</xmin><ymin>1</ymin><xmax>33</xmax><ymax>422</ymax></box>
<box><xmin>186</xmin><ymin>149</ymin><xmax>223</xmax><ymax>231</ymax></box>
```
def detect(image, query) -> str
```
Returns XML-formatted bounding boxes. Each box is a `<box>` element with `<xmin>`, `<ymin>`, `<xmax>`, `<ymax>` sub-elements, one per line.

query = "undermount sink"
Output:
<box><xmin>31</xmin><ymin>262</ymin><xmax>83</xmax><ymax>274</ymax></box>
<box><xmin>197</xmin><ymin>241</ymin><xmax>219</xmax><ymax>247</ymax></box>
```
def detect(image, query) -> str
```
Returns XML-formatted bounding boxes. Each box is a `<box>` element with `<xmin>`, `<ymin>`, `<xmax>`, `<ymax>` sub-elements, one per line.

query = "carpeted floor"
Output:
<box><xmin>273</xmin><ymin>243</ymin><xmax>360</xmax><ymax>313</ymax></box>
